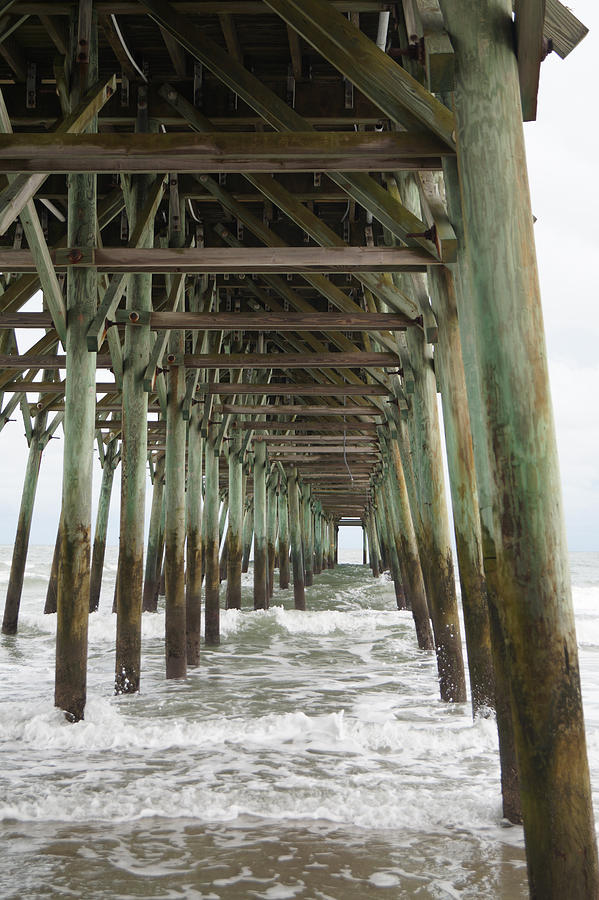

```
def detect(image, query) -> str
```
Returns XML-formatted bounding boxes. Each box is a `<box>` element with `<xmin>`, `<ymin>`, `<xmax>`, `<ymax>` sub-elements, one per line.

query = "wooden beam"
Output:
<box><xmin>183</xmin><ymin>351</ymin><xmax>397</xmax><ymax>369</ymax></box>
<box><xmin>262</xmin><ymin>0</ymin><xmax>455</xmax><ymax>146</ymax></box>
<box><xmin>196</xmin><ymin>382</ymin><xmax>391</xmax><ymax>397</ymax></box>
<box><xmin>12</xmin><ymin>2</ymin><xmax>394</xmax><ymax>15</ymax></box>
<box><xmin>0</xmin><ymin>350</ymin><xmax>396</xmax><ymax>371</ymax></box>
<box><xmin>114</xmin><ymin>311</ymin><xmax>411</xmax><ymax>331</ymax></box>
<box><xmin>214</xmin><ymin>404</ymin><xmax>383</xmax><ymax>416</ymax></box>
<box><xmin>160</xmin><ymin>25</ymin><xmax>187</xmax><ymax>76</ymax></box>
<box><xmin>240</xmin><ymin>421</ymin><xmax>378</xmax><ymax>432</ymax></box>
<box><xmin>0</xmin><ymin>246</ymin><xmax>438</xmax><ymax>274</ymax></box>
<box><xmin>0</xmin><ymin>131</ymin><xmax>448</xmax><ymax>174</ymax></box>
<box><xmin>514</xmin><ymin>0</ymin><xmax>546</xmax><ymax>121</ymax></box>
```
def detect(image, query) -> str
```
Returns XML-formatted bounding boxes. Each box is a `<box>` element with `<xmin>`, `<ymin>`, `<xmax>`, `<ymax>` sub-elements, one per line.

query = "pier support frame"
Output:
<box><xmin>186</xmin><ymin>409</ymin><xmax>203</xmax><ymax>662</ymax></box>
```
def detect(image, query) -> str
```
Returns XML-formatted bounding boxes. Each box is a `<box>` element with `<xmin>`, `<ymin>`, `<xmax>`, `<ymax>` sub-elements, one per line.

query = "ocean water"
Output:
<box><xmin>0</xmin><ymin>548</ymin><xmax>598</xmax><ymax>899</ymax></box>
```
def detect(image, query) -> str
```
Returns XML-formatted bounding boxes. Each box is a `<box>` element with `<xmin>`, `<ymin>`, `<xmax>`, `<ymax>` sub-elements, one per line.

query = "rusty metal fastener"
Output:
<box><xmin>405</xmin><ymin>225</ymin><xmax>436</xmax><ymax>243</ymax></box>
<box><xmin>68</xmin><ymin>249</ymin><xmax>83</xmax><ymax>263</ymax></box>
<box><xmin>129</xmin><ymin>311</ymin><xmax>140</xmax><ymax>323</ymax></box>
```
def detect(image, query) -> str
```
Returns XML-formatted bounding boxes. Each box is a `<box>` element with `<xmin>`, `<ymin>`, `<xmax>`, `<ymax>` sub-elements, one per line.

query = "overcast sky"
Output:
<box><xmin>0</xmin><ymin>2</ymin><xmax>597</xmax><ymax>553</ymax></box>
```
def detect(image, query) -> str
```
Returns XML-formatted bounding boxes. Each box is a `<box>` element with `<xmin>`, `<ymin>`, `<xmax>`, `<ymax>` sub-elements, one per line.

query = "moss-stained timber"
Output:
<box><xmin>0</xmin><ymin>245</ymin><xmax>437</xmax><ymax>275</ymax></box>
<box><xmin>164</xmin><ymin>333</ymin><xmax>187</xmax><ymax>680</ymax></box>
<box><xmin>278</xmin><ymin>478</ymin><xmax>290</xmax><ymax>589</ymax></box>
<box><xmin>439</xmin><ymin>1</ymin><xmax>598</xmax><ymax>890</ymax></box>
<box><xmin>54</xmin><ymin>10</ymin><xmax>98</xmax><ymax>723</ymax></box>
<box><xmin>288</xmin><ymin>466</ymin><xmax>305</xmax><ymax>609</ymax></box>
<box><xmin>226</xmin><ymin>428</ymin><xmax>243</xmax><ymax>609</ymax></box>
<box><xmin>114</xmin><ymin>153</ymin><xmax>154</xmax><ymax>697</ymax></box>
<box><xmin>203</xmin><ymin>422</ymin><xmax>220</xmax><ymax>645</ymax></box>
<box><xmin>1</xmin><ymin>404</ymin><xmax>49</xmax><ymax>634</ymax></box>
<box><xmin>0</xmin><ymin>130</ymin><xmax>447</xmax><ymax>174</ymax></box>
<box><xmin>429</xmin><ymin>265</ymin><xmax>494</xmax><ymax>714</ymax></box>
<box><xmin>406</xmin><ymin>325</ymin><xmax>466</xmax><ymax>703</ymax></box>
<box><xmin>186</xmin><ymin>408</ymin><xmax>203</xmax><ymax>663</ymax></box>
<box><xmin>253</xmin><ymin>439</ymin><xmax>269</xmax><ymax>610</ymax></box>
<box><xmin>89</xmin><ymin>438</ymin><xmax>119</xmax><ymax>613</ymax></box>
<box><xmin>142</xmin><ymin>455</ymin><xmax>164</xmax><ymax>613</ymax></box>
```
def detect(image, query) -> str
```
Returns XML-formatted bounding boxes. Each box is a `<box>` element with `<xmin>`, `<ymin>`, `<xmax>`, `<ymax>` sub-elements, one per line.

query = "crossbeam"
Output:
<box><xmin>0</xmin><ymin>132</ymin><xmax>448</xmax><ymax>174</ymax></box>
<box><xmin>1</xmin><ymin>311</ymin><xmax>412</xmax><ymax>331</ymax></box>
<box><xmin>0</xmin><ymin>247</ymin><xmax>437</xmax><ymax>274</ymax></box>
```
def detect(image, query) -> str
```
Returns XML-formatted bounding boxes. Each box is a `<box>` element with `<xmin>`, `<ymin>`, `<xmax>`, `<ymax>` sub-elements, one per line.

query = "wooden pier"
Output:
<box><xmin>0</xmin><ymin>1</ymin><xmax>595</xmax><ymax>895</ymax></box>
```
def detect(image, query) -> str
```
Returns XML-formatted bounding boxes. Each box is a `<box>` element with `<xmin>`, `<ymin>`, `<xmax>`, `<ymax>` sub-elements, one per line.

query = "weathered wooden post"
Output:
<box><xmin>44</xmin><ymin>515</ymin><xmax>62</xmax><ymax>615</ymax></box>
<box><xmin>89</xmin><ymin>437</ymin><xmax>119</xmax><ymax>613</ymax></box>
<box><xmin>277</xmin><ymin>476</ymin><xmax>290</xmax><ymax>589</ymax></box>
<box><xmin>313</xmin><ymin>502</ymin><xmax>322</xmax><ymax>575</ymax></box>
<box><xmin>428</xmin><ymin>264</ymin><xmax>495</xmax><ymax>713</ymax></box>
<box><xmin>114</xmin><ymin>91</ymin><xmax>157</xmax><ymax>694</ymax></box>
<box><xmin>55</xmin><ymin>8</ymin><xmax>98</xmax><ymax>720</ymax></box>
<box><xmin>443</xmin><ymin>155</ymin><xmax>520</xmax><ymax>820</ymax></box>
<box><xmin>385</xmin><ymin>435</ymin><xmax>434</xmax><ymax>651</ymax></box>
<box><xmin>438</xmin><ymin>2</ymin><xmax>599</xmax><ymax>890</ymax></box>
<box><xmin>266</xmin><ymin>471</ymin><xmax>277</xmax><ymax>599</ymax></box>
<box><xmin>288</xmin><ymin>466</ymin><xmax>305</xmax><ymax>610</ymax></box>
<box><xmin>406</xmin><ymin>323</ymin><xmax>466</xmax><ymax>704</ymax></box>
<box><xmin>2</xmin><ymin>406</ymin><xmax>50</xmax><ymax>634</ymax></box>
<box><xmin>203</xmin><ymin>422</ymin><xmax>220</xmax><ymax>645</ymax></box>
<box><xmin>366</xmin><ymin>509</ymin><xmax>380</xmax><ymax>577</ymax></box>
<box><xmin>241</xmin><ymin>495</ymin><xmax>253</xmax><ymax>573</ymax></box>
<box><xmin>186</xmin><ymin>407</ymin><xmax>203</xmax><ymax>663</ymax></box>
<box><xmin>253</xmin><ymin>438</ymin><xmax>268</xmax><ymax>609</ymax></box>
<box><xmin>226</xmin><ymin>427</ymin><xmax>243</xmax><ymax>609</ymax></box>
<box><xmin>142</xmin><ymin>456</ymin><xmax>165</xmax><ymax>613</ymax></box>
<box><xmin>378</xmin><ymin>475</ymin><xmax>406</xmax><ymax>610</ymax></box>
<box><xmin>303</xmin><ymin>484</ymin><xmax>314</xmax><ymax>586</ymax></box>
<box><xmin>362</xmin><ymin>523</ymin><xmax>367</xmax><ymax>565</ymax></box>
<box><xmin>164</xmin><ymin>255</ymin><xmax>187</xmax><ymax>679</ymax></box>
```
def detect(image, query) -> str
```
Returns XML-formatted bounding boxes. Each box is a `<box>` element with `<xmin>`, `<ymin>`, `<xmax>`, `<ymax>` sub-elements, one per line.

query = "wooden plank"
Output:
<box><xmin>114</xmin><ymin>311</ymin><xmax>411</xmax><ymax>330</ymax></box>
<box><xmin>0</xmin><ymin>131</ymin><xmax>448</xmax><ymax>174</ymax></box>
<box><xmin>183</xmin><ymin>351</ymin><xmax>398</xmax><ymax>369</ymax></box>
<box><xmin>0</xmin><ymin>246</ymin><xmax>437</xmax><ymax>274</ymax></box>
<box><xmin>240</xmin><ymin>421</ymin><xmax>378</xmax><ymax>432</ymax></box>
<box><xmin>197</xmin><ymin>382</ymin><xmax>391</xmax><ymax>396</ymax></box>
<box><xmin>262</xmin><ymin>0</ymin><xmax>455</xmax><ymax>147</ymax></box>
<box><xmin>214</xmin><ymin>404</ymin><xmax>382</xmax><ymax>415</ymax></box>
<box><xmin>514</xmin><ymin>0</ymin><xmax>546</xmax><ymax>121</ymax></box>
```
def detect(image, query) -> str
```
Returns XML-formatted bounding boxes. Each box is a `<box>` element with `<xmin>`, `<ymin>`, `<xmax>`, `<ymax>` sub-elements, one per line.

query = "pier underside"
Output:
<box><xmin>0</xmin><ymin>1</ymin><xmax>595</xmax><ymax>896</ymax></box>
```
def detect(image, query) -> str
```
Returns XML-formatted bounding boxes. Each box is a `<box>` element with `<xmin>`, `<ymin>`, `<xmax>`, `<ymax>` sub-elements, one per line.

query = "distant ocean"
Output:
<box><xmin>1</xmin><ymin>547</ymin><xmax>598</xmax><ymax>898</ymax></box>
